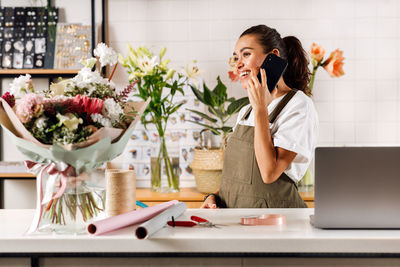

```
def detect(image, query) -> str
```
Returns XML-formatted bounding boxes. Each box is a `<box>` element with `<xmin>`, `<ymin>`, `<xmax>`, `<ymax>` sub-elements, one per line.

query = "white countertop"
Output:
<box><xmin>1</xmin><ymin>208</ymin><xmax>400</xmax><ymax>254</ymax></box>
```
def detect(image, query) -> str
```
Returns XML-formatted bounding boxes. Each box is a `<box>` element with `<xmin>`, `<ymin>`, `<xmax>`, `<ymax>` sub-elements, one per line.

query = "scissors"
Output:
<box><xmin>167</xmin><ymin>216</ymin><xmax>221</xmax><ymax>228</ymax></box>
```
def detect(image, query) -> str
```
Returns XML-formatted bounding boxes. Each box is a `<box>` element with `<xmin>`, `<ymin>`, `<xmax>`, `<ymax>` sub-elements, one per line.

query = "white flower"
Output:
<box><xmin>9</xmin><ymin>74</ymin><xmax>33</xmax><ymax>98</ymax></box>
<box><xmin>181</xmin><ymin>60</ymin><xmax>202</xmax><ymax>87</ymax></box>
<box><xmin>181</xmin><ymin>60</ymin><xmax>201</xmax><ymax>79</ymax></box>
<box><xmin>102</xmin><ymin>98</ymin><xmax>123</xmax><ymax>124</ymax></box>
<box><xmin>94</xmin><ymin>43</ymin><xmax>118</xmax><ymax>67</ymax></box>
<box><xmin>73</xmin><ymin>67</ymin><xmax>104</xmax><ymax>85</ymax></box>
<box><xmin>34</xmin><ymin>116</ymin><xmax>48</xmax><ymax>130</ymax></box>
<box><xmin>56</xmin><ymin>113</ymin><xmax>83</xmax><ymax>131</ymax></box>
<box><xmin>79</xmin><ymin>57</ymin><xmax>97</xmax><ymax>68</ymax></box>
<box><xmin>137</xmin><ymin>55</ymin><xmax>159</xmax><ymax>75</ymax></box>
<box><xmin>71</xmin><ymin>67</ymin><xmax>114</xmax><ymax>95</ymax></box>
<box><xmin>91</xmin><ymin>113</ymin><xmax>112</xmax><ymax>127</ymax></box>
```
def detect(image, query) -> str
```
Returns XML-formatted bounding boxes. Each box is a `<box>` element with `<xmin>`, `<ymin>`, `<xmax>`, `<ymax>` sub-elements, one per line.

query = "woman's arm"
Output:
<box><xmin>253</xmin><ymin>108</ymin><xmax>297</xmax><ymax>183</ymax></box>
<box><xmin>247</xmin><ymin>68</ymin><xmax>297</xmax><ymax>184</ymax></box>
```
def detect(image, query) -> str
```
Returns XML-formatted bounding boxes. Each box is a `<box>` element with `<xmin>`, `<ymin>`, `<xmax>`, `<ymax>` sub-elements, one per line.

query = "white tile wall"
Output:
<box><xmin>105</xmin><ymin>0</ymin><xmax>400</xmax><ymax>147</ymax></box>
<box><xmin>2</xmin><ymin>0</ymin><xmax>400</xmax><ymax>161</ymax></box>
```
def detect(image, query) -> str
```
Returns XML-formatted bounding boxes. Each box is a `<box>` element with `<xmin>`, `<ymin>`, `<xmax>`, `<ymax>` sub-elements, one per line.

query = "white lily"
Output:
<box><xmin>182</xmin><ymin>60</ymin><xmax>201</xmax><ymax>79</ymax></box>
<box><xmin>137</xmin><ymin>55</ymin><xmax>159</xmax><ymax>75</ymax></box>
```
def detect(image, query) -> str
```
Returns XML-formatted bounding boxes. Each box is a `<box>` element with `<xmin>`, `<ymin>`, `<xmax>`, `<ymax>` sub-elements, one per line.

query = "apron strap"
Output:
<box><xmin>269</xmin><ymin>89</ymin><xmax>297</xmax><ymax>123</ymax></box>
<box><xmin>242</xmin><ymin>90</ymin><xmax>298</xmax><ymax>123</ymax></box>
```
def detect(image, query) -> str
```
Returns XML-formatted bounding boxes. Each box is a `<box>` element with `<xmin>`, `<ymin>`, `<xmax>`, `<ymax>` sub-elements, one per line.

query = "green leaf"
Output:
<box><xmin>208</xmin><ymin>106</ymin><xmax>225</xmax><ymax>118</ymax></box>
<box><xmin>213</xmin><ymin>76</ymin><xmax>227</xmax><ymax>105</ymax></box>
<box><xmin>227</xmin><ymin>97</ymin><xmax>249</xmax><ymax>115</ymax></box>
<box><xmin>219</xmin><ymin>126</ymin><xmax>232</xmax><ymax>133</ymax></box>
<box><xmin>186</xmin><ymin>109</ymin><xmax>218</xmax><ymax>123</ymax></box>
<box><xmin>177</xmin><ymin>87</ymin><xmax>184</xmax><ymax>95</ymax></box>
<box><xmin>189</xmin><ymin>84</ymin><xmax>206</xmax><ymax>104</ymax></box>
<box><xmin>186</xmin><ymin>120</ymin><xmax>221</xmax><ymax>135</ymax></box>
<box><xmin>227</xmin><ymin>97</ymin><xmax>236</xmax><ymax>103</ymax></box>
<box><xmin>170</xmin><ymin>80</ymin><xmax>178</xmax><ymax>95</ymax></box>
<box><xmin>203</xmin><ymin>83</ymin><xmax>216</xmax><ymax>107</ymax></box>
<box><xmin>168</xmin><ymin>102</ymin><xmax>184</xmax><ymax>115</ymax></box>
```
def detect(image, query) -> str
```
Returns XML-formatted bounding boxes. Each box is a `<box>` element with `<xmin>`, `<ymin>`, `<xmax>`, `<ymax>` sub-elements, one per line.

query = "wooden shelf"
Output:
<box><xmin>0</xmin><ymin>173</ymin><xmax>36</xmax><ymax>178</ymax></box>
<box><xmin>0</xmin><ymin>69</ymin><xmax>80</xmax><ymax>78</ymax></box>
<box><xmin>0</xmin><ymin>69</ymin><xmax>79</xmax><ymax>75</ymax></box>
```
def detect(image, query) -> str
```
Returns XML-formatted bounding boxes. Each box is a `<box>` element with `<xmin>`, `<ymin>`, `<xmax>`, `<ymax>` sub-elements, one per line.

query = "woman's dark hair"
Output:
<box><xmin>240</xmin><ymin>25</ymin><xmax>311</xmax><ymax>95</ymax></box>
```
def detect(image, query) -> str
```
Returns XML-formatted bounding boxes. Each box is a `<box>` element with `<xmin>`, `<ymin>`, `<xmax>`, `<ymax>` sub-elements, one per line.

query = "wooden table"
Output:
<box><xmin>136</xmin><ymin>188</ymin><xmax>314</xmax><ymax>208</ymax></box>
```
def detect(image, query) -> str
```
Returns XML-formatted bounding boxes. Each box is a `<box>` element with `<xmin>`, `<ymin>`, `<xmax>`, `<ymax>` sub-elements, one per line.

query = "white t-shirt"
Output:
<box><xmin>234</xmin><ymin>90</ymin><xmax>318</xmax><ymax>183</ymax></box>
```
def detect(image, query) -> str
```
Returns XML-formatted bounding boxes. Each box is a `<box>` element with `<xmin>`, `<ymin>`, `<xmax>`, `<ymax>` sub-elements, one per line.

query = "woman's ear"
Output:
<box><xmin>272</xmin><ymin>49</ymin><xmax>280</xmax><ymax>57</ymax></box>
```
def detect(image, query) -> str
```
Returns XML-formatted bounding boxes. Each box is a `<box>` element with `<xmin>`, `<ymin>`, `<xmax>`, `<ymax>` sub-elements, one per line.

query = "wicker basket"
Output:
<box><xmin>190</xmin><ymin>129</ymin><xmax>225</xmax><ymax>193</ymax></box>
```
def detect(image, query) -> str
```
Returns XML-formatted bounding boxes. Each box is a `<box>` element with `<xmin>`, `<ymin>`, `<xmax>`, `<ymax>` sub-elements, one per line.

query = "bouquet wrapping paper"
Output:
<box><xmin>0</xmin><ymin>97</ymin><xmax>149</xmax><ymax>234</ymax></box>
<box><xmin>135</xmin><ymin>201</ymin><xmax>186</xmax><ymax>239</ymax></box>
<box><xmin>87</xmin><ymin>200</ymin><xmax>179</xmax><ymax>236</ymax></box>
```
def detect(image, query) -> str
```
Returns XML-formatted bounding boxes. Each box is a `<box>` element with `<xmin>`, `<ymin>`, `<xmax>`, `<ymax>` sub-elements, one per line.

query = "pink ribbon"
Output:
<box><xmin>24</xmin><ymin>160</ymin><xmax>78</xmax><ymax>233</ymax></box>
<box><xmin>25</xmin><ymin>160</ymin><xmax>76</xmax><ymax>200</ymax></box>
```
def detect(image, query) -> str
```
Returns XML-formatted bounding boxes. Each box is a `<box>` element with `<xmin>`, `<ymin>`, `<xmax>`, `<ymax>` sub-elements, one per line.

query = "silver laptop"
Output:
<box><xmin>312</xmin><ymin>146</ymin><xmax>400</xmax><ymax>228</ymax></box>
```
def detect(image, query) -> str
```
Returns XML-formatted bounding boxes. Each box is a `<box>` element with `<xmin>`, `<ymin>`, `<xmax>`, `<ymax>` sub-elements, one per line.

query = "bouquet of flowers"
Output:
<box><xmin>0</xmin><ymin>43</ymin><xmax>148</xmax><ymax>234</ymax></box>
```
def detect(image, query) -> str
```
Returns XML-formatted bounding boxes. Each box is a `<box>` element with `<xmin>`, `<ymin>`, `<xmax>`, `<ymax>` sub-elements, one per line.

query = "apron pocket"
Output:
<box><xmin>266</xmin><ymin>199</ymin><xmax>305</xmax><ymax>208</ymax></box>
<box><xmin>232</xmin><ymin>195</ymin><xmax>268</xmax><ymax>208</ymax></box>
<box><xmin>222</xmin><ymin>137</ymin><xmax>254</xmax><ymax>184</ymax></box>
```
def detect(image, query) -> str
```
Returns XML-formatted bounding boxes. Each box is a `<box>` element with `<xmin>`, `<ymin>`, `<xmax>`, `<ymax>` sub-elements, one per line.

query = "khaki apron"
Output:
<box><xmin>219</xmin><ymin>90</ymin><xmax>307</xmax><ymax>208</ymax></box>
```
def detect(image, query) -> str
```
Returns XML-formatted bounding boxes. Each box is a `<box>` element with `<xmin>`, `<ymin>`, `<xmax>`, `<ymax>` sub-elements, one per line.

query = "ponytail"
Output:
<box><xmin>240</xmin><ymin>25</ymin><xmax>311</xmax><ymax>95</ymax></box>
<box><xmin>282</xmin><ymin>36</ymin><xmax>311</xmax><ymax>95</ymax></box>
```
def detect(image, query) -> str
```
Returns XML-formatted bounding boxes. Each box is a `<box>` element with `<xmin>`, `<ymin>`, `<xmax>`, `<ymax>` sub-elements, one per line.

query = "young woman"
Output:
<box><xmin>201</xmin><ymin>25</ymin><xmax>318</xmax><ymax>208</ymax></box>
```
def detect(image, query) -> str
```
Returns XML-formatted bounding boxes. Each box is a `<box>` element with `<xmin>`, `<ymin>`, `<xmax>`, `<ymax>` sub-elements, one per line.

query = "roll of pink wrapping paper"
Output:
<box><xmin>87</xmin><ymin>200</ymin><xmax>179</xmax><ymax>235</ymax></box>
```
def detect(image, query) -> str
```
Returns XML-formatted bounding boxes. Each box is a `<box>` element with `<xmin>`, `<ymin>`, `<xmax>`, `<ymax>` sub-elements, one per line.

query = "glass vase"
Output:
<box><xmin>150</xmin><ymin>135</ymin><xmax>180</xmax><ymax>193</ymax></box>
<box><xmin>36</xmin><ymin>169</ymin><xmax>106</xmax><ymax>234</ymax></box>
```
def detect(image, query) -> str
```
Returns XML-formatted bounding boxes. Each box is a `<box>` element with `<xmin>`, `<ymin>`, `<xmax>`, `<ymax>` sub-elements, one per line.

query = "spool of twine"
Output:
<box><xmin>106</xmin><ymin>169</ymin><xmax>136</xmax><ymax>217</ymax></box>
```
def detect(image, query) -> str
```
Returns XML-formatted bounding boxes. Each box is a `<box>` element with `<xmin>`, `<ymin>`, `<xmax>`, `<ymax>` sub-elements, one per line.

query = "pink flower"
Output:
<box><xmin>15</xmin><ymin>93</ymin><xmax>44</xmax><ymax>123</ymax></box>
<box><xmin>1</xmin><ymin>92</ymin><xmax>15</xmax><ymax>107</ymax></box>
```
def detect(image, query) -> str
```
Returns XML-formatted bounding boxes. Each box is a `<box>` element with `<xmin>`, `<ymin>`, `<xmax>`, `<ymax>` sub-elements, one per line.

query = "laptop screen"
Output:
<box><xmin>314</xmin><ymin>147</ymin><xmax>400</xmax><ymax>228</ymax></box>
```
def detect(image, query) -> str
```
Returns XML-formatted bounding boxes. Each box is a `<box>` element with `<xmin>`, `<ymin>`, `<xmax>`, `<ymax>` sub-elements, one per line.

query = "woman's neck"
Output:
<box><xmin>271</xmin><ymin>81</ymin><xmax>291</xmax><ymax>99</ymax></box>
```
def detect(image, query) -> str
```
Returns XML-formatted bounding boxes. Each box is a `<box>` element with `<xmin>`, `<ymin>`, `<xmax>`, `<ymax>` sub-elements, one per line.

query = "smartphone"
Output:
<box><xmin>257</xmin><ymin>53</ymin><xmax>288</xmax><ymax>92</ymax></box>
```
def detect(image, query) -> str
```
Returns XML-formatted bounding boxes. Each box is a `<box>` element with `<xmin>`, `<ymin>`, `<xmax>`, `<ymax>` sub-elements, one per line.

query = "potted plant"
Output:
<box><xmin>187</xmin><ymin>76</ymin><xmax>249</xmax><ymax>193</ymax></box>
<box><xmin>119</xmin><ymin>45</ymin><xmax>198</xmax><ymax>193</ymax></box>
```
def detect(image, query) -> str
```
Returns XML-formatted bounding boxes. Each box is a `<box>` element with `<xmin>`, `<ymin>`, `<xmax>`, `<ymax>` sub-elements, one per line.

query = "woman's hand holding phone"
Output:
<box><xmin>247</xmin><ymin>68</ymin><xmax>273</xmax><ymax>112</ymax></box>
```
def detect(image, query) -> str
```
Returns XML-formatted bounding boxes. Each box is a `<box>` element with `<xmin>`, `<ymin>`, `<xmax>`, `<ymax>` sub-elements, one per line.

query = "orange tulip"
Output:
<box><xmin>310</xmin><ymin>43</ymin><xmax>325</xmax><ymax>65</ymax></box>
<box><xmin>323</xmin><ymin>49</ymin><xmax>345</xmax><ymax>78</ymax></box>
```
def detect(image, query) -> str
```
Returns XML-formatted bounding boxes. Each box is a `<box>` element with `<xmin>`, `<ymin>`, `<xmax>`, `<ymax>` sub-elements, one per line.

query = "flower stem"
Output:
<box><xmin>309</xmin><ymin>66</ymin><xmax>318</xmax><ymax>95</ymax></box>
